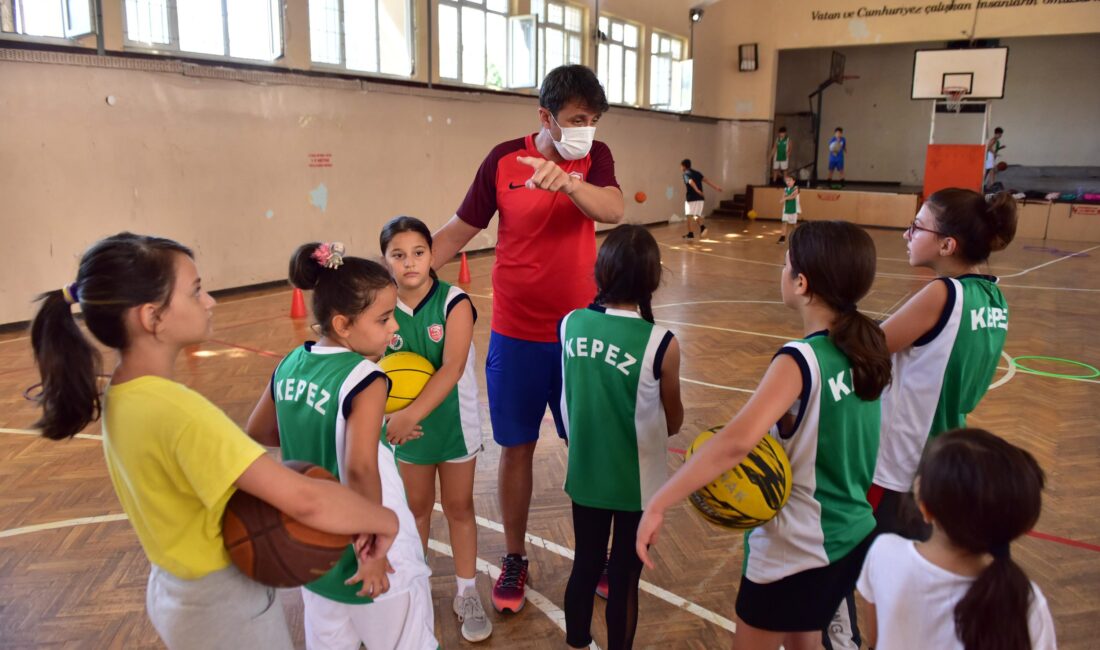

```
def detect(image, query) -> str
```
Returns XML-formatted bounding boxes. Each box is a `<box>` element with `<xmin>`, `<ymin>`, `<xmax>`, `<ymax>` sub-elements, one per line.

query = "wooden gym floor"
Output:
<box><xmin>1</xmin><ymin>220</ymin><xmax>1098</xmax><ymax>649</ymax></box>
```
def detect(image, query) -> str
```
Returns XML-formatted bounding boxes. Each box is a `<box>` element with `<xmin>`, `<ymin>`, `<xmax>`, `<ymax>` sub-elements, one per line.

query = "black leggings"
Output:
<box><xmin>564</xmin><ymin>502</ymin><xmax>644</xmax><ymax>649</ymax></box>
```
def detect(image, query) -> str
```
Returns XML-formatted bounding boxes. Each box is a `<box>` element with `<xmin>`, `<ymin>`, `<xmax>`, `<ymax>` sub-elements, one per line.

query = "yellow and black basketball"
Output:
<box><xmin>685</xmin><ymin>426</ymin><xmax>792</xmax><ymax>529</ymax></box>
<box><xmin>378</xmin><ymin>351</ymin><xmax>435</xmax><ymax>414</ymax></box>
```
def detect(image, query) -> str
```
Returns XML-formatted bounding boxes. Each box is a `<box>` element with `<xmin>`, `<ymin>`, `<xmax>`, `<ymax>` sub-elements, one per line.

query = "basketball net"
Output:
<box><xmin>944</xmin><ymin>86</ymin><xmax>968</xmax><ymax>113</ymax></box>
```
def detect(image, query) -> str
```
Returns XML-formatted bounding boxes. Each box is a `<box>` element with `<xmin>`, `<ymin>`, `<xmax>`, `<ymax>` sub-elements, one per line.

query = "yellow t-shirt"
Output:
<box><xmin>102</xmin><ymin>376</ymin><xmax>265</xmax><ymax>580</ymax></box>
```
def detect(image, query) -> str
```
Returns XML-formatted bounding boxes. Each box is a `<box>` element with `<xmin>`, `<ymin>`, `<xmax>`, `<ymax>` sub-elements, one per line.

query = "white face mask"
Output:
<box><xmin>550</xmin><ymin>113</ymin><xmax>596</xmax><ymax>160</ymax></box>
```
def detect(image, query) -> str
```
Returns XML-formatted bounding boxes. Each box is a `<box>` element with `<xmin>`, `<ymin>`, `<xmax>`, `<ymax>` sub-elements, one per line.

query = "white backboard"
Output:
<box><xmin>912</xmin><ymin>47</ymin><xmax>1008</xmax><ymax>99</ymax></box>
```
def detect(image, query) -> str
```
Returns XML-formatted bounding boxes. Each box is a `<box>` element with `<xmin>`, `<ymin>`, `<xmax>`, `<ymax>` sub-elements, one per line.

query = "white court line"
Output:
<box><xmin>653</xmin><ymin>299</ymin><xmax>890</xmax><ymax>318</ymax></box>
<box><xmin>879</xmin><ymin>291</ymin><xmax>912</xmax><ymax>318</ymax></box>
<box><xmin>425</xmin><ymin>538</ymin><xmax>600</xmax><ymax>650</ymax></box>
<box><xmin>988</xmin><ymin>351</ymin><xmax>1017</xmax><ymax>391</ymax></box>
<box><xmin>0</xmin><ymin>511</ymin><xmax>602</xmax><ymax>648</ymax></box>
<box><xmin>435</xmin><ymin>504</ymin><xmax>737</xmax><ymax>634</ymax></box>
<box><xmin>0</xmin><ymin>427</ymin><xmax>102</xmax><ymax>441</ymax></box>
<box><xmin>654</xmin><ymin>318</ymin><xmax>792</xmax><ymax>342</ymax></box>
<box><xmin>657</xmin><ymin>242</ymin><xmax>784</xmax><ymax>268</ymax></box>
<box><xmin>998</xmin><ymin>283</ymin><xmax>1100</xmax><ymax>293</ymax></box>
<box><xmin>681</xmin><ymin>377</ymin><xmax>755</xmax><ymax>394</ymax></box>
<box><xmin>1001</xmin><ymin>244</ymin><xmax>1100</xmax><ymax>278</ymax></box>
<box><xmin>0</xmin><ymin>513</ymin><xmax>128</xmax><ymax>539</ymax></box>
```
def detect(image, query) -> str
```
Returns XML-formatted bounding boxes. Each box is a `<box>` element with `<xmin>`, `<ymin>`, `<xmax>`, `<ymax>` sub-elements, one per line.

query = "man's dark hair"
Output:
<box><xmin>994</xmin><ymin>127</ymin><xmax>1004</xmax><ymax>135</ymax></box>
<box><xmin>681</xmin><ymin>159</ymin><xmax>692</xmax><ymax>168</ymax></box>
<box><xmin>778</xmin><ymin>126</ymin><xmax>787</xmax><ymax>133</ymax></box>
<box><xmin>539</xmin><ymin>65</ymin><xmax>610</xmax><ymax>116</ymax></box>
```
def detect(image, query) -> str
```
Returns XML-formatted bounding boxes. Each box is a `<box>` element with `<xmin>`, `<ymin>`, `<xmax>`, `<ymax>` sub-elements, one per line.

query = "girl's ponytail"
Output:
<box><xmin>954</xmin><ymin>550</ymin><xmax>1033</xmax><ymax>650</ymax></box>
<box><xmin>30</xmin><ymin>287</ymin><xmax>102</xmax><ymax>440</ymax></box>
<box><xmin>788</xmin><ymin>221</ymin><xmax>890</xmax><ymax>400</ymax></box>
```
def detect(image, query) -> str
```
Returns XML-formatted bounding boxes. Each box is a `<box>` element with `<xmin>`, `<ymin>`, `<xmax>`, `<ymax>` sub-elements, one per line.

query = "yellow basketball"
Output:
<box><xmin>747</xmin><ymin>209</ymin><xmax>758</xmax><ymax>220</ymax></box>
<box><xmin>377</xmin><ymin>351</ymin><xmax>435</xmax><ymax>414</ymax></box>
<box><xmin>685</xmin><ymin>426</ymin><xmax>792</xmax><ymax>529</ymax></box>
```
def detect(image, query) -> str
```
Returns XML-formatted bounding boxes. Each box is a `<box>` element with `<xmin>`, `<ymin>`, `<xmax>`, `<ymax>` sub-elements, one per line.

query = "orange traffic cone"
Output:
<box><xmin>290</xmin><ymin>287</ymin><xmax>307</xmax><ymax>319</ymax></box>
<box><xmin>458</xmin><ymin>252</ymin><xmax>471</xmax><ymax>284</ymax></box>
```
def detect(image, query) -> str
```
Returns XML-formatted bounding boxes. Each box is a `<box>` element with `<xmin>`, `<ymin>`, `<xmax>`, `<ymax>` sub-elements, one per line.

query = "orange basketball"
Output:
<box><xmin>635</xmin><ymin>191</ymin><xmax>647</xmax><ymax>203</ymax></box>
<box><xmin>223</xmin><ymin>460</ymin><xmax>351</xmax><ymax>587</ymax></box>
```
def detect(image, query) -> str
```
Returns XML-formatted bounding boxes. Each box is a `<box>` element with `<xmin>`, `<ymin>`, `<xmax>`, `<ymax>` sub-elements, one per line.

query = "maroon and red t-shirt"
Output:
<box><xmin>456</xmin><ymin>133</ymin><xmax>620</xmax><ymax>343</ymax></box>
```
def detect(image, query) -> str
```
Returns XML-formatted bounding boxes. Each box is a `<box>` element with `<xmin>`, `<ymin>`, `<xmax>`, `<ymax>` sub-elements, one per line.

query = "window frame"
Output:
<box><xmin>596</xmin><ymin>13</ymin><xmax>640</xmax><ymax>107</ymax></box>
<box><xmin>0</xmin><ymin>0</ymin><xmax>96</xmax><ymax>45</ymax></box>
<box><xmin>531</xmin><ymin>0</ymin><xmax>584</xmax><ymax>86</ymax></box>
<box><xmin>307</xmin><ymin>0</ymin><xmax>416</xmax><ymax>79</ymax></box>
<box><xmin>437</xmin><ymin>0</ymin><xmax>535</xmax><ymax>91</ymax></box>
<box><xmin>121</xmin><ymin>0</ymin><xmax>287</xmax><ymax>65</ymax></box>
<box><xmin>648</xmin><ymin>29</ymin><xmax>689</xmax><ymax>112</ymax></box>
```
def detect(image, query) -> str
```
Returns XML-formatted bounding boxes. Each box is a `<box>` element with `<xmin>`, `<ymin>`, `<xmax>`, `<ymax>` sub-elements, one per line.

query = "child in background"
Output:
<box><xmin>827</xmin><ymin>127</ymin><xmax>847</xmax><ymax>185</ymax></box>
<box><xmin>772</xmin><ymin>126</ymin><xmax>792</xmax><ymax>184</ymax></box>
<box><xmin>779</xmin><ymin>174</ymin><xmax>801</xmax><ymax>244</ymax></box>
<box><xmin>379</xmin><ymin>216</ymin><xmax>492</xmax><ymax>643</ymax></box>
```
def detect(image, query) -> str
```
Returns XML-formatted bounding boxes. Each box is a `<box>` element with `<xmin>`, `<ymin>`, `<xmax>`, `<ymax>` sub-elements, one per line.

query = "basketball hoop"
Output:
<box><xmin>944</xmin><ymin>86</ymin><xmax>968</xmax><ymax>113</ymax></box>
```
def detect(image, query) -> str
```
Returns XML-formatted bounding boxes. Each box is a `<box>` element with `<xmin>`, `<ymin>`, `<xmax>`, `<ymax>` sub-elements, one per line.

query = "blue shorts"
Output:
<box><xmin>828</xmin><ymin>156</ymin><xmax>844</xmax><ymax>172</ymax></box>
<box><xmin>486</xmin><ymin>330</ymin><xmax>565</xmax><ymax>447</ymax></box>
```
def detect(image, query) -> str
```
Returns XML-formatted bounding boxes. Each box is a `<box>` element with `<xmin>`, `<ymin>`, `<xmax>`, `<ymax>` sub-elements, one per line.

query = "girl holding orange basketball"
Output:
<box><xmin>245</xmin><ymin>242</ymin><xmax>437</xmax><ymax>649</ymax></box>
<box><xmin>636</xmin><ymin>221</ymin><xmax>890</xmax><ymax>650</ymax></box>
<box><xmin>378</xmin><ymin>216</ymin><xmax>492</xmax><ymax>643</ymax></box>
<box><xmin>29</xmin><ymin>233</ymin><xmax>399</xmax><ymax>650</ymax></box>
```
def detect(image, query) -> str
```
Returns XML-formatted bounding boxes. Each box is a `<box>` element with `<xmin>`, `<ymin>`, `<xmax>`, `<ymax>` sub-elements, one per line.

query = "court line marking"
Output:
<box><xmin>681</xmin><ymin>377</ymin><xmax>755</xmax><ymax>394</ymax></box>
<box><xmin>653</xmin><ymin>299</ymin><xmax>890</xmax><ymax>317</ymax></box>
<box><xmin>432</xmin><ymin>503</ymin><xmax>736</xmax><ymax>634</ymax></box>
<box><xmin>0</xmin><ymin>511</ymin><xmax>599</xmax><ymax>648</ymax></box>
<box><xmin>657</xmin><ymin>242</ymin><xmax>784</xmax><ymax>269</ymax></box>
<box><xmin>426</xmin><ymin>538</ymin><xmax>601</xmax><ymax>650</ymax></box>
<box><xmin>1001</xmin><ymin>244</ymin><xmax>1100</xmax><ymax>278</ymax></box>
<box><xmin>0</xmin><ymin>427</ymin><xmax>102</xmax><ymax>441</ymax></box>
<box><xmin>663</xmin><ymin>236</ymin><xmax>1100</xmax><ymax>290</ymax></box>
<box><xmin>0</xmin><ymin>513</ymin><xmax>128</xmax><ymax>539</ymax></box>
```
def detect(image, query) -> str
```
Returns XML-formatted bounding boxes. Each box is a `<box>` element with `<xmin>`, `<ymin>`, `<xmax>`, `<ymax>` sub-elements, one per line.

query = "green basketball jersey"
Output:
<box><xmin>744</xmin><ymin>332</ymin><xmax>880</xmax><ymax>584</ymax></box>
<box><xmin>776</xmin><ymin>136</ymin><xmax>789</xmax><ymax>161</ymax></box>
<box><xmin>272</xmin><ymin>343</ymin><xmax>430</xmax><ymax>604</ymax></box>
<box><xmin>559</xmin><ymin>306</ymin><xmax>675</xmax><ymax>512</ymax></box>
<box><xmin>875</xmin><ymin>275</ymin><xmax>1008</xmax><ymax>491</ymax></box>
<box><xmin>384</xmin><ymin>279</ymin><xmax>482</xmax><ymax>464</ymax></box>
<box><xmin>784</xmin><ymin>186</ymin><xmax>799</xmax><ymax>214</ymax></box>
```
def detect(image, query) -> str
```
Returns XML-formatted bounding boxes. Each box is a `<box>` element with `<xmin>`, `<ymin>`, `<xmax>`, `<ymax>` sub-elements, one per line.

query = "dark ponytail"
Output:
<box><xmin>289</xmin><ymin>242</ymin><xmax>394</xmax><ymax>335</ymax></box>
<box><xmin>918</xmin><ymin>428</ymin><xmax>1045</xmax><ymax>650</ymax></box>
<box><xmin>594</xmin><ymin>225</ymin><xmax>662</xmax><ymax>323</ymax></box>
<box><xmin>788</xmin><ymin>221</ymin><xmax>890</xmax><ymax>400</ymax></box>
<box><xmin>379</xmin><ymin>216</ymin><xmax>438</xmax><ymax>280</ymax></box>
<box><xmin>30</xmin><ymin>233</ymin><xmax>193</xmax><ymax>440</ymax></box>
<box><xmin>926</xmin><ymin>189</ymin><xmax>1018</xmax><ymax>264</ymax></box>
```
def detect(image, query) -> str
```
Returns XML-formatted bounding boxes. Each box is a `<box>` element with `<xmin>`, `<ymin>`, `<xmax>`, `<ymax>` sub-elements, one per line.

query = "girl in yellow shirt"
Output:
<box><xmin>29</xmin><ymin>233</ymin><xmax>400</xmax><ymax>649</ymax></box>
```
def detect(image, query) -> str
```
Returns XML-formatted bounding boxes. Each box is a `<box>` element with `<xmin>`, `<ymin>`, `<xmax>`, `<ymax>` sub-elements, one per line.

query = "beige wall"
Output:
<box><xmin>0</xmin><ymin>55</ymin><xmax>766</xmax><ymax>324</ymax></box>
<box><xmin>775</xmin><ymin>35</ymin><xmax>1100</xmax><ymax>184</ymax></box>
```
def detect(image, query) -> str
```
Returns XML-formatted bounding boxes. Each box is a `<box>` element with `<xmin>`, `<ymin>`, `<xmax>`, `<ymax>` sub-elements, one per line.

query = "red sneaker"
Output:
<box><xmin>492</xmin><ymin>554</ymin><xmax>528</xmax><ymax>614</ymax></box>
<box><xmin>595</xmin><ymin>553</ymin><xmax>610</xmax><ymax>600</ymax></box>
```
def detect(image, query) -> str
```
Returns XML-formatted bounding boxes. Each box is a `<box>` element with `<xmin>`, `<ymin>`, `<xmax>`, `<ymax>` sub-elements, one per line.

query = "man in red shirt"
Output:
<box><xmin>432</xmin><ymin>65</ymin><xmax>623</xmax><ymax>615</ymax></box>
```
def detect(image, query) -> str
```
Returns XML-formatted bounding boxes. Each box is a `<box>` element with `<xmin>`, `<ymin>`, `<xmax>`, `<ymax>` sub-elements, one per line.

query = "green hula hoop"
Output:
<box><xmin>1010</xmin><ymin>356</ymin><xmax>1100</xmax><ymax>380</ymax></box>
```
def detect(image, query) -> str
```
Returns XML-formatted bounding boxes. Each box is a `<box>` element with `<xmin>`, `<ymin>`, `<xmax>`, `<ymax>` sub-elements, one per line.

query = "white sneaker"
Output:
<box><xmin>453</xmin><ymin>586</ymin><xmax>493</xmax><ymax>642</ymax></box>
